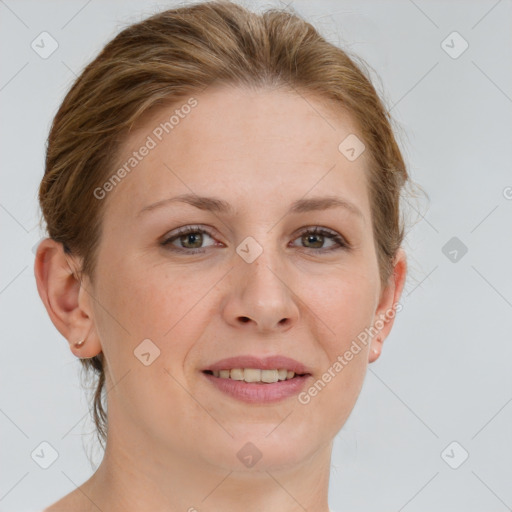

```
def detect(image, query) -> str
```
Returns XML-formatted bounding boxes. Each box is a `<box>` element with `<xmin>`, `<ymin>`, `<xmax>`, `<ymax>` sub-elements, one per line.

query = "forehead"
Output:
<box><xmin>104</xmin><ymin>84</ymin><xmax>371</xmax><ymax>221</ymax></box>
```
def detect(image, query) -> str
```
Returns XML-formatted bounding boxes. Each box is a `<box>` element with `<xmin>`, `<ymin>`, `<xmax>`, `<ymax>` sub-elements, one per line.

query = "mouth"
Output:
<box><xmin>200</xmin><ymin>355</ymin><xmax>313</xmax><ymax>403</ymax></box>
<box><xmin>201</xmin><ymin>367</ymin><xmax>312</xmax><ymax>403</ymax></box>
<box><xmin>202</xmin><ymin>368</ymin><xmax>310</xmax><ymax>384</ymax></box>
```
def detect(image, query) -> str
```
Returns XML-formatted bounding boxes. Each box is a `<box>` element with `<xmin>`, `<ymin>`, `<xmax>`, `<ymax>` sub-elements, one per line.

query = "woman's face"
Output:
<box><xmin>84</xmin><ymin>84</ymin><xmax>405</xmax><ymax>471</ymax></box>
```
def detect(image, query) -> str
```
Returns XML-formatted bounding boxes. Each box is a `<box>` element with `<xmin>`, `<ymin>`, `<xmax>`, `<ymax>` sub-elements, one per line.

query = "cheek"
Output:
<box><xmin>93</xmin><ymin>258</ymin><xmax>217</xmax><ymax>375</ymax></box>
<box><xmin>310</xmin><ymin>269</ymin><xmax>377</xmax><ymax>345</ymax></box>
<box><xmin>300</xmin><ymin>280</ymin><xmax>374</xmax><ymax>434</ymax></box>
<box><xmin>95</xmin><ymin>256</ymin><xmax>188</xmax><ymax>336</ymax></box>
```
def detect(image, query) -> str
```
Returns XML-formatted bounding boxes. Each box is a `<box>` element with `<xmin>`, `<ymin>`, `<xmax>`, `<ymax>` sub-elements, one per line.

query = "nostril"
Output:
<box><xmin>239</xmin><ymin>317</ymin><xmax>250</xmax><ymax>323</ymax></box>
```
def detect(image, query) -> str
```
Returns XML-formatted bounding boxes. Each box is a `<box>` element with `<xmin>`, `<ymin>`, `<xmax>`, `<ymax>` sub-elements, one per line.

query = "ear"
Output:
<box><xmin>369</xmin><ymin>248</ymin><xmax>407</xmax><ymax>363</ymax></box>
<box><xmin>34</xmin><ymin>238</ymin><xmax>102</xmax><ymax>359</ymax></box>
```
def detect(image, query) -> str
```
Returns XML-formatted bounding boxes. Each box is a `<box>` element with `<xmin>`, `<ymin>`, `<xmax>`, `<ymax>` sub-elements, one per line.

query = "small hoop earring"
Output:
<box><xmin>74</xmin><ymin>339</ymin><xmax>86</xmax><ymax>348</ymax></box>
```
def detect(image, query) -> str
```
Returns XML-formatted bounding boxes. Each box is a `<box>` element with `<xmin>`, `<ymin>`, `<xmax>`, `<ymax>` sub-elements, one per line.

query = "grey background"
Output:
<box><xmin>1</xmin><ymin>0</ymin><xmax>511</xmax><ymax>510</ymax></box>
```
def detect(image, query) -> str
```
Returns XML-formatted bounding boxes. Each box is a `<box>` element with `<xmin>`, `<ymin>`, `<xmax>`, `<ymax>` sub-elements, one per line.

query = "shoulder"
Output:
<box><xmin>42</xmin><ymin>488</ymin><xmax>93</xmax><ymax>512</ymax></box>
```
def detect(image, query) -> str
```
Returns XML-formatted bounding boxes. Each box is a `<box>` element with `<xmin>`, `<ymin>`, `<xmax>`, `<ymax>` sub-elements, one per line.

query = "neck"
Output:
<box><xmin>80</xmin><ymin>424</ymin><xmax>334</xmax><ymax>512</ymax></box>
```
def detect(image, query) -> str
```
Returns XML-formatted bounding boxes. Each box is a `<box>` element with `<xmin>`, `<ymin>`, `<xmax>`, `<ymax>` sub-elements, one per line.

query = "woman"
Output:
<box><xmin>35</xmin><ymin>1</ymin><xmax>409</xmax><ymax>510</ymax></box>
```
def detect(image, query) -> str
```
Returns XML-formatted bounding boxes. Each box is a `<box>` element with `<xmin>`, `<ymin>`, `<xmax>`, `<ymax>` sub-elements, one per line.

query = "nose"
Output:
<box><xmin>221</xmin><ymin>248</ymin><xmax>300</xmax><ymax>333</ymax></box>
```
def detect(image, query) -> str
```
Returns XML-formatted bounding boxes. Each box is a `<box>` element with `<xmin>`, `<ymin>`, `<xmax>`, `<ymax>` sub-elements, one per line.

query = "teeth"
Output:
<box><xmin>261</xmin><ymin>369</ymin><xmax>279</xmax><ymax>383</ymax></box>
<box><xmin>210</xmin><ymin>368</ymin><xmax>297</xmax><ymax>382</ymax></box>
<box><xmin>244</xmin><ymin>368</ymin><xmax>262</xmax><ymax>382</ymax></box>
<box><xmin>229</xmin><ymin>368</ymin><xmax>244</xmax><ymax>380</ymax></box>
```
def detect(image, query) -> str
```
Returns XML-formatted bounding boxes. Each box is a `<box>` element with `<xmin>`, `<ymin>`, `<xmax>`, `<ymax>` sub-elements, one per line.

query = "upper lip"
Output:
<box><xmin>203</xmin><ymin>355</ymin><xmax>312</xmax><ymax>375</ymax></box>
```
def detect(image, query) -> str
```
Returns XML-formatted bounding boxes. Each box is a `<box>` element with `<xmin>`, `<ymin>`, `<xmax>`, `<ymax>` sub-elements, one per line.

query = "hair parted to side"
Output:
<box><xmin>38</xmin><ymin>0</ymin><xmax>416</xmax><ymax>449</ymax></box>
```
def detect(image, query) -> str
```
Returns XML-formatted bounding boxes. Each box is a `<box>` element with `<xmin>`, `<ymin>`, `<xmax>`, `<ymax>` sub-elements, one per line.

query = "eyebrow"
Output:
<box><xmin>137</xmin><ymin>193</ymin><xmax>364</xmax><ymax>219</ymax></box>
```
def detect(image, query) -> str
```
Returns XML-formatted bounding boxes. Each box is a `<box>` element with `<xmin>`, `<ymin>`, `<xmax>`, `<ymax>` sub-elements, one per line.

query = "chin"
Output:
<box><xmin>199</xmin><ymin>425</ymin><xmax>322</xmax><ymax>473</ymax></box>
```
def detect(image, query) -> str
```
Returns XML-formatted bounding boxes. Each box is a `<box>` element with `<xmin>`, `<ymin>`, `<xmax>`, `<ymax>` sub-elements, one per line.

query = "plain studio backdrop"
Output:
<box><xmin>1</xmin><ymin>1</ymin><xmax>511</xmax><ymax>511</ymax></box>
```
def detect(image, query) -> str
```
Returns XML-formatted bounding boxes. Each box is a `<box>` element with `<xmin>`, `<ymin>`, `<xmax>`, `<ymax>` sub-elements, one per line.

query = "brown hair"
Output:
<box><xmin>39</xmin><ymin>0</ymin><xmax>415</xmax><ymax>449</ymax></box>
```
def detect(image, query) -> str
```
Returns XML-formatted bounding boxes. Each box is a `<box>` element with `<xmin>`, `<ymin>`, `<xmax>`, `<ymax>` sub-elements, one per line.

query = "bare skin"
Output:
<box><xmin>35</xmin><ymin>84</ymin><xmax>407</xmax><ymax>512</ymax></box>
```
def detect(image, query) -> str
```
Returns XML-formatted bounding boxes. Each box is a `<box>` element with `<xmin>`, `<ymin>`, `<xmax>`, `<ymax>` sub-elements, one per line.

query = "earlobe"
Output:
<box><xmin>369</xmin><ymin>335</ymin><xmax>382</xmax><ymax>363</ymax></box>
<box><xmin>34</xmin><ymin>238</ymin><xmax>102</xmax><ymax>359</ymax></box>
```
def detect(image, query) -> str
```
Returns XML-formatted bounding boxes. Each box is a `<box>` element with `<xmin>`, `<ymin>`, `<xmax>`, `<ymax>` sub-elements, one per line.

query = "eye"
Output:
<box><xmin>160</xmin><ymin>225</ymin><xmax>349</xmax><ymax>254</ymax></box>
<box><xmin>290</xmin><ymin>227</ymin><xmax>349</xmax><ymax>252</ymax></box>
<box><xmin>161</xmin><ymin>225</ymin><xmax>218</xmax><ymax>254</ymax></box>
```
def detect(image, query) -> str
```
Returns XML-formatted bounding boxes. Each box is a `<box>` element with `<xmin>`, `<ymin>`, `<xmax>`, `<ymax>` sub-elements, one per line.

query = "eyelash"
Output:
<box><xmin>160</xmin><ymin>225</ymin><xmax>350</xmax><ymax>254</ymax></box>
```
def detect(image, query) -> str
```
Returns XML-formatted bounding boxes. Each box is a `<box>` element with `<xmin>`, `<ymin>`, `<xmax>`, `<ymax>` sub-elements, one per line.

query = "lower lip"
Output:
<box><xmin>202</xmin><ymin>371</ymin><xmax>311</xmax><ymax>403</ymax></box>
